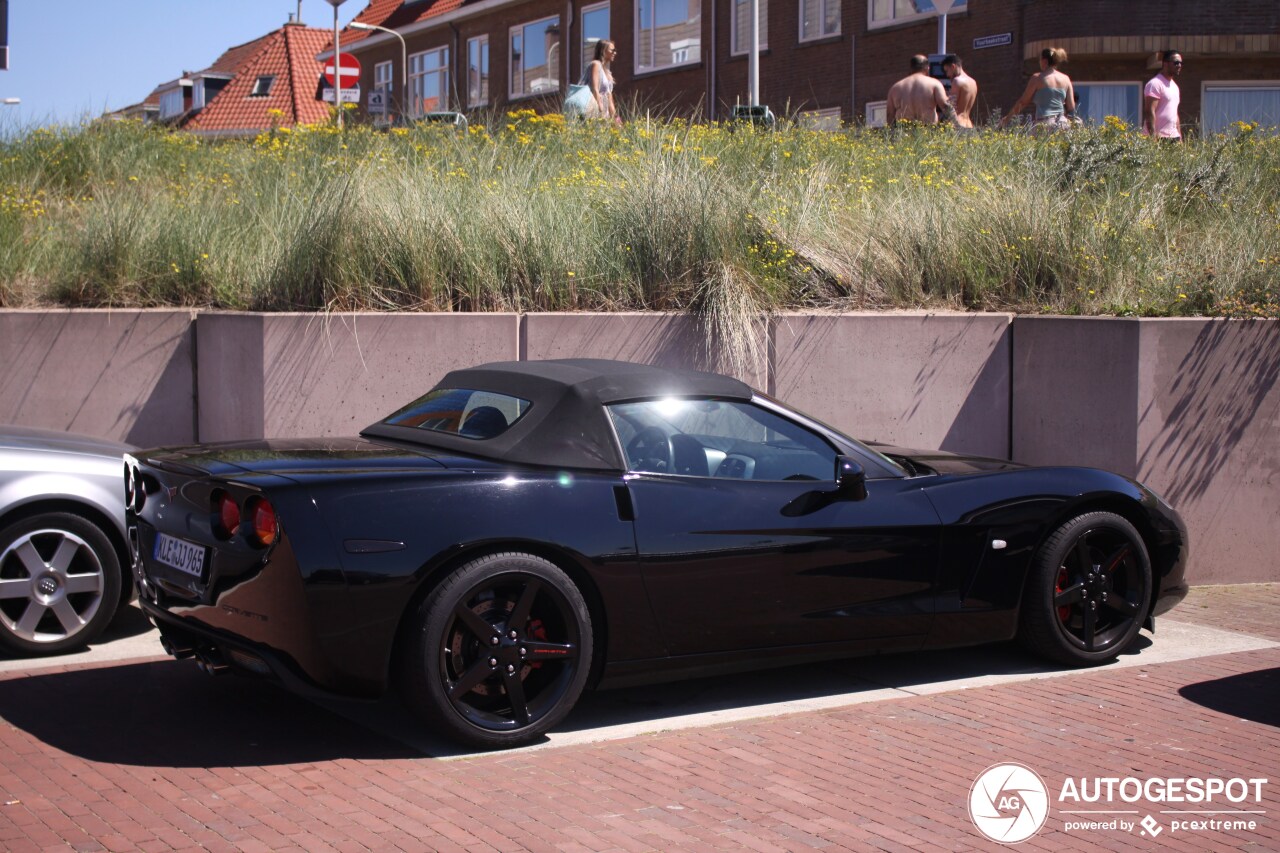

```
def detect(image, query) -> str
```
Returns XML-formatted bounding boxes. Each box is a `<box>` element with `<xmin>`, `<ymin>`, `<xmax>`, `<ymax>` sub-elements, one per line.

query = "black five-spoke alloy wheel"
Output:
<box><xmin>1019</xmin><ymin>511</ymin><xmax>1152</xmax><ymax>666</ymax></box>
<box><xmin>402</xmin><ymin>552</ymin><xmax>592</xmax><ymax>749</ymax></box>
<box><xmin>0</xmin><ymin>512</ymin><xmax>123</xmax><ymax>656</ymax></box>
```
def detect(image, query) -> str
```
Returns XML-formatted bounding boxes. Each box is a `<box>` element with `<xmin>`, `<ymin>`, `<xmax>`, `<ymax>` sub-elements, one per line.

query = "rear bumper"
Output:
<box><xmin>141</xmin><ymin>599</ymin><xmax>335</xmax><ymax>699</ymax></box>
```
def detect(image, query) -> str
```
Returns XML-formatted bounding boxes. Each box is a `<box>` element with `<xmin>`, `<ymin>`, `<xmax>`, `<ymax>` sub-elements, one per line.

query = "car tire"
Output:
<box><xmin>1019</xmin><ymin>511</ymin><xmax>1152</xmax><ymax>667</ymax></box>
<box><xmin>401</xmin><ymin>552</ymin><xmax>593</xmax><ymax>749</ymax></box>
<box><xmin>0</xmin><ymin>512</ymin><xmax>123</xmax><ymax>656</ymax></box>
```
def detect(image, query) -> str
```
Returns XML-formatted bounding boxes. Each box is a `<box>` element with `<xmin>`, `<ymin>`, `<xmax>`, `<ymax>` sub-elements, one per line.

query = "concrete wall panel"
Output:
<box><xmin>0</xmin><ymin>310</ymin><xmax>194</xmax><ymax>446</ymax></box>
<box><xmin>256</xmin><ymin>313</ymin><xmax>518</xmax><ymax>439</ymax></box>
<box><xmin>774</xmin><ymin>313</ymin><xmax>1012</xmax><ymax>459</ymax></box>
<box><xmin>1012</xmin><ymin>317</ymin><xmax>1140</xmax><ymax>474</ymax></box>
<box><xmin>524</xmin><ymin>313</ymin><xmax>768</xmax><ymax>389</ymax></box>
<box><xmin>1134</xmin><ymin>319</ymin><xmax>1280</xmax><ymax>585</ymax></box>
<box><xmin>196</xmin><ymin>313</ymin><xmax>265</xmax><ymax>442</ymax></box>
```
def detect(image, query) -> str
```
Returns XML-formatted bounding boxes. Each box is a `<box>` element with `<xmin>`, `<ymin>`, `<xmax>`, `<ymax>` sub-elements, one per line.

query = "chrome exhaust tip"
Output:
<box><xmin>159</xmin><ymin>635</ymin><xmax>196</xmax><ymax>660</ymax></box>
<box><xmin>193</xmin><ymin>649</ymin><xmax>230</xmax><ymax>675</ymax></box>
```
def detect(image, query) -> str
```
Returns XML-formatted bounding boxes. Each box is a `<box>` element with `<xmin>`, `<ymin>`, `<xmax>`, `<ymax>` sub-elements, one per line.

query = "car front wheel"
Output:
<box><xmin>0</xmin><ymin>512</ymin><xmax>123</xmax><ymax>656</ymax></box>
<box><xmin>1019</xmin><ymin>511</ymin><xmax>1152</xmax><ymax>667</ymax></box>
<box><xmin>401</xmin><ymin>552</ymin><xmax>593</xmax><ymax>749</ymax></box>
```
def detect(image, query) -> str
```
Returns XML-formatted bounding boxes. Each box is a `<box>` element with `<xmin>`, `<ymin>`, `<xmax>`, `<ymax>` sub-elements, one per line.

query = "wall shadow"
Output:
<box><xmin>1137</xmin><ymin>320</ymin><xmax>1280</xmax><ymax>508</ymax></box>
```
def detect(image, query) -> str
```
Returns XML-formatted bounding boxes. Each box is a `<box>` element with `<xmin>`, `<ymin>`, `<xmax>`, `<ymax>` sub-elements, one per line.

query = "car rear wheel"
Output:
<box><xmin>0</xmin><ymin>512</ymin><xmax>123</xmax><ymax>656</ymax></box>
<box><xmin>401</xmin><ymin>552</ymin><xmax>593</xmax><ymax>749</ymax></box>
<box><xmin>1019</xmin><ymin>511</ymin><xmax>1152</xmax><ymax>666</ymax></box>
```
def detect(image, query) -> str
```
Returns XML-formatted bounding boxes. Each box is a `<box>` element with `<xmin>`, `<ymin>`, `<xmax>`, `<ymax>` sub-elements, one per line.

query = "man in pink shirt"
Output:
<box><xmin>1144</xmin><ymin>51</ymin><xmax>1182</xmax><ymax>140</ymax></box>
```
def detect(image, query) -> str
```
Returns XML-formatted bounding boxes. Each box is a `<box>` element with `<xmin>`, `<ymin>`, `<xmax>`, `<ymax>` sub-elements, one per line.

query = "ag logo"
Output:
<box><xmin>969</xmin><ymin>763</ymin><xmax>1050</xmax><ymax>843</ymax></box>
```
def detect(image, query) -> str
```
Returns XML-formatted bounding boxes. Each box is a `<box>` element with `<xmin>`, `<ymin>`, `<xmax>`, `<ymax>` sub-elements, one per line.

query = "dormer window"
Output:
<box><xmin>250</xmin><ymin>76</ymin><xmax>276</xmax><ymax>97</ymax></box>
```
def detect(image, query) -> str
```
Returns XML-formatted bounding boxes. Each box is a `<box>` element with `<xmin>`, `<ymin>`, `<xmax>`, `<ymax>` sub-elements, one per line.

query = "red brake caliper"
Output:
<box><xmin>526</xmin><ymin>618</ymin><xmax>549</xmax><ymax>668</ymax></box>
<box><xmin>1056</xmin><ymin>568</ymin><xmax>1071</xmax><ymax>622</ymax></box>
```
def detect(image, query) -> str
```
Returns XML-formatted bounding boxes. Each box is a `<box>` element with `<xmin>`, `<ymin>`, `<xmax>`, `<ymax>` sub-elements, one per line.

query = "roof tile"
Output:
<box><xmin>185</xmin><ymin>25</ymin><xmax>333</xmax><ymax>135</ymax></box>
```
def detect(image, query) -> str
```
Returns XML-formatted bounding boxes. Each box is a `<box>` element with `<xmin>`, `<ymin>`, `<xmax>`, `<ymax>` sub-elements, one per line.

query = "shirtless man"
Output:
<box><xmin>941</xmin><ymin>54</ymin><xmax>978</xmax><ymax>128</ymax></box>
<box><xmin>886</xmin><ymin>55</ymin><xmax>955</xmax><ymax>125</ymax></box>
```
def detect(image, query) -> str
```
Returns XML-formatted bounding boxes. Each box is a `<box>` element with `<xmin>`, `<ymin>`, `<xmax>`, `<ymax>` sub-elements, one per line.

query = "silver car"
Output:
<box><xmin>0</xmin><ymin>426</ymin><xmax>134</xmax><ymax>655</ymax></box>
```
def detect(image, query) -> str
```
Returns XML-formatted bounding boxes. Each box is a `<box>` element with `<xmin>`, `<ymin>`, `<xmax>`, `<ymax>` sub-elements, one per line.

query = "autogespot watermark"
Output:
<box><xmin>967</xmin><ymin>765</ymin><xmax>1268</xmax><ymax>844</ymax></box>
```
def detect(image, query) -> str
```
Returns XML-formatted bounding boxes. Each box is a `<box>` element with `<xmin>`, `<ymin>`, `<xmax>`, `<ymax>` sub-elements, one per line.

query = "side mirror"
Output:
<box><xmin>835</xmin><ymin>456</ymin><xmax>868</xmax><ymax>501</ymax></box>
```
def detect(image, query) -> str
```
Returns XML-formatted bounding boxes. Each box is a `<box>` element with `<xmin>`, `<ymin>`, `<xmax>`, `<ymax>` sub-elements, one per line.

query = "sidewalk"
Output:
<box><xmin>0</xmin><ymin>585</ymin><xmax>1275</xmax><ymax>852</ymax></box>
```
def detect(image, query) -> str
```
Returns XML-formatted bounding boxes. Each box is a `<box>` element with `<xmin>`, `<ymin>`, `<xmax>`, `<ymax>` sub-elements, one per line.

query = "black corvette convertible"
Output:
<box><xmin>126</xmin><ymin>359</ymin><xmax>1187</xmax><ymax>748</ymax></box>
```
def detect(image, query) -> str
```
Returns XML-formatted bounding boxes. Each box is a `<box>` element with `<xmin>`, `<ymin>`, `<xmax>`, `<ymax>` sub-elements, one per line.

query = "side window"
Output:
<box><xmin>607</xmin><ymin>399</ymin><xmax>836</xmax><ymax>480</ymax></box>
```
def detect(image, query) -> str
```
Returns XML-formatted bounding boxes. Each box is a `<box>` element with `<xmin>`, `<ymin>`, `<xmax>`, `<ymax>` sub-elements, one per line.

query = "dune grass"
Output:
<box><xmin>2</xmin><ymin>112</ymin><xmax>1278</xmax><ymax>329</ymax></box>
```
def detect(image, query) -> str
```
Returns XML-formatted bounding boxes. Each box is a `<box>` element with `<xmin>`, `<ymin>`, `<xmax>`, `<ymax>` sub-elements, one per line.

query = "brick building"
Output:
<box><xmin>330</xmin><ymin>0</ymin><xmax>1280</xmax><ymax>132</ymax></box>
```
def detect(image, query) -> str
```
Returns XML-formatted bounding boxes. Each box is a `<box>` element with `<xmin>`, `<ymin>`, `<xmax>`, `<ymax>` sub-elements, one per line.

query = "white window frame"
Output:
<box><xmin>799</xmin><ymin>107</ymin><xmax>842</xmax><ymax>130</ymax></box>
<box><xmin>467</xmin><ymin>36</ymin><xmax>490</xmax><ymax>107</ymax></box>
<box><xmin>373</xmin><ymin>61</ymin><xmax>394</xmax><ymax>124</ymax></box>
<box><xmin>581</xmin><ymin>2</ymin><xmax>611</xmax><ymax>75</ymax></box>
<box><xmin>635</xmin><ymin>0</ymin><xmax>701</xmax><ymax>74</ymax></box>
<box><xmin>799</xmin><ymin>0</ymin><xmax>840</xmax><ymax>42</ymax></box>
<box><xmin>509</xmin><ymin>15</ymin><xmax>562</xmax><ymax>99</ymax></box>
<box><xmin>730</xmin><ymin>0</ymin><xmax>768</xmax><ymax>57</ymax></box>
<box><xmin>409</xmin><ymin>46</ymin><xmax>450</xmax><ymax>117</ymax></box>
<box><xmin>250</xmin><ymin>75</ymin><xmax>276</xmax><ymax>98</ymax></box>
<box><xmin>1072</xmin><ymin>81</ymin><xmax>1141</xmax><ymax>126</ymax></box>
<box><xmin>1201</xmin><ymin>80</ymin><xmax>1280</xmax><ymax>134</ymax></box>
<box><xmin>865</xmin><ymin>100</ymin><xmax>887</xmax><ymax>127</ymax></box>
<box><xmin>868</xmin><ymin>0</ymin><xmax>967</xmax><ymax>30</ymax></box>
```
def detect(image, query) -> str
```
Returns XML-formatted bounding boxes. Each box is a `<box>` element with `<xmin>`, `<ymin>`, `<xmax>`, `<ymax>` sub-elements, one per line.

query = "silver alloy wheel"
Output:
<box><xmin>0</xmin><ymin>528</ymin><xmax>106</xmax><ymax>644</ymax></box>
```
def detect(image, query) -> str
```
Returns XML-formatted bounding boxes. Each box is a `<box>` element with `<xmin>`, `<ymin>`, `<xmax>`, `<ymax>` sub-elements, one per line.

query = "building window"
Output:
<box><xmin>192</xmin><ymin>80</ymin><xmax>207</xmax><ymax>111</ymax></box>
<box><xmin>410</xmin><ymin>47</ymin><xmax>449</xmax><ymax>116</ymax></box>
<box><xmin>159</xmin><ymin>85</ymin><xmax>188</xmax><ymax>119</ymax></box>
<box><xmin>800</xmin><ymin>0</ymin><xmax>840</xmax><ymax>41</ymax></box>
<box><xmin>1203</xmin><ymin>83</ymin><xmax>1280</xmax><ymax>134</ymax></box>
<box><xmin>731</xmin><ymin>0</ymin><xmax>767</xmax><ymax>56</ymax></box>
<box><xmin>581</xmin><ymin>3</ymin><xmax>610</xmax><ymax>74</ymax></box>
<box><xmin>373</xmin><ymin>61</ymin><xmax>393</xmax><ymax>123</ymax></box>
<box><xmin>467</xmin><ymin>36</ymin><xmax>490</xmax><ymax>106</ymax></box>
<box><xmin>865</xmin><ymin>100</ymin><xmax>886</xmax><ymax>127</ymax></box>
<box><xmin>636</xmin><ymin>0</ymin><xmax>700</xmax><ymax>72</ymax></box>
<box><xmin>869</xmin><ymin>0</ymin><xmax>966</xmax><ymax>29</ymax></box>
<box><xmin>250</xmin><ymin>76</ymin><xmax>275</xmax><ymax>97</ymax></box>
<box><xmin>510</xmin><ymin>17</ymin><xmax>561</xmax><ymax>97</ymax></box>
<box><xmin>1074</xmin><ymin>83</ymin><xmax>1140</xmax><ymax>127</ymax></box>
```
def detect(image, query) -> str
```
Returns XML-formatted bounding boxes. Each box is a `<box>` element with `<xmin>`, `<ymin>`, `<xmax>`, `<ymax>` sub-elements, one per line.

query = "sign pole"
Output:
<box><xmin>325</xmin><ymin>0</ymin><xmax>350</xmax><ymax>128</ymax></box>
<box><xmin>334</xmin><ymin>4</ymin><xmax>343</xmax><ymax>127</ymax></box>
<box><xmin>932</xmin><ymin>0</ymin><xmax>956</xmax><ymax>55</ymax></box>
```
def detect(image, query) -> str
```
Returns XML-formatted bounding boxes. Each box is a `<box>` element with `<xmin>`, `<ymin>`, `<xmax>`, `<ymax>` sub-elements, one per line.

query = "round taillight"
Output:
<box><xmin>246</xmin><ymin>497</ymin><xmax>278</xmax><ymax>547</ymax></box>
<box><xmin>215</xmin><ymin>492</ymin><xmax>240</xmax><ymax>539</ymax></box>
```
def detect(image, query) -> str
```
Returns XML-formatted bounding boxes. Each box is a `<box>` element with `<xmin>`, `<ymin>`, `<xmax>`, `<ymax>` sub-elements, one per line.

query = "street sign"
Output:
<box><xmin>367</xmin><ymin>90</ymin><xmax>386</xmax><ymax>114</ymax></box>
<box><xmin>324</xmin><ymin>53</ymin><xmax>361</xmax><ymax>89</ymax></box>
<box><xmin>973</xmin><ymin>33</ymin><xmax>1013</xmax><ymax>49</ymax></box>
<box><xmin>932</xmin><ymin>0</ymin><xmax>959</xmax><ymax>12</ymax></box>
<box><xmin>322</xmin><ymin>87</ymin><xmax>361</xmax><ymax>103</ymax></box>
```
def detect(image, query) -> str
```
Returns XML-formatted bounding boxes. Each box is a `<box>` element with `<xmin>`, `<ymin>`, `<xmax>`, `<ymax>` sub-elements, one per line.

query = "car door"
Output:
<box><xmin>609</xmin><ymin>399</ymin><xmax>943</xmax><ymax>657</ymax></box>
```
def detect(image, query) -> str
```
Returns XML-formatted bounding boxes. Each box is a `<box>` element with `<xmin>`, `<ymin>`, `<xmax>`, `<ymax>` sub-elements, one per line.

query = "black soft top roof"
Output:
<box><xmin>362</xmin><ymin>359</ymin><xmax>754</xmax><ymax>471</ymax></box>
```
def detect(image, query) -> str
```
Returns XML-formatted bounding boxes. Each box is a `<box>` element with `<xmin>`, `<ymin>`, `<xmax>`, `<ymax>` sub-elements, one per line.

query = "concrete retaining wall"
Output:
<box><xmin>1014</xmin><ymin>317</ymin><xmax>1280</xmax><ymax>585</ymax></box>
<box><xmin>2</xmin><ymin>309</ymin><xmax>1275</xmax><ymax>582</ymax></box>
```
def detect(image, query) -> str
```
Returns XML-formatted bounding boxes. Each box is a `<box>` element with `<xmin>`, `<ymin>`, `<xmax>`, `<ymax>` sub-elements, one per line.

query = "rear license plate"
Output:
<box><xmin>154</xmin><ymin>533</ymin><xmax>207</xmax><ymax>579</ymax></box>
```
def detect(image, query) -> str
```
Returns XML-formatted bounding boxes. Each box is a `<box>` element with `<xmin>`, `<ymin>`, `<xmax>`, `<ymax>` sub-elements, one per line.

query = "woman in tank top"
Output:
<box><xmin>999</xmin><ymin>47</ymin><xmax>1076</xmax><ymax>131</ymax></box>
<box><xmin>583</xmin><ymin>40</ymin><xmax>620</xmax><ymax>123</ymax></box>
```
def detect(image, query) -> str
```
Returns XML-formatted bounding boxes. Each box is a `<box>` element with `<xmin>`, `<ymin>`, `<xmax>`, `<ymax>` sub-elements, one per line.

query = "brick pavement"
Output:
<box><xmin>0</xmin><ymin>587</ymin><xmax>1275</xmax><ymax>853</ymax></box>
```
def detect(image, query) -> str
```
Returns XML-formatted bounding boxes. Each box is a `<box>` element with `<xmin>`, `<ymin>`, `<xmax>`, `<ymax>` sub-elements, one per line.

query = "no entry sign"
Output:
<box><xmin>324</xmin><ymin>53</ymin><xmax>361</xmax><ymax>89</ymax></box>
